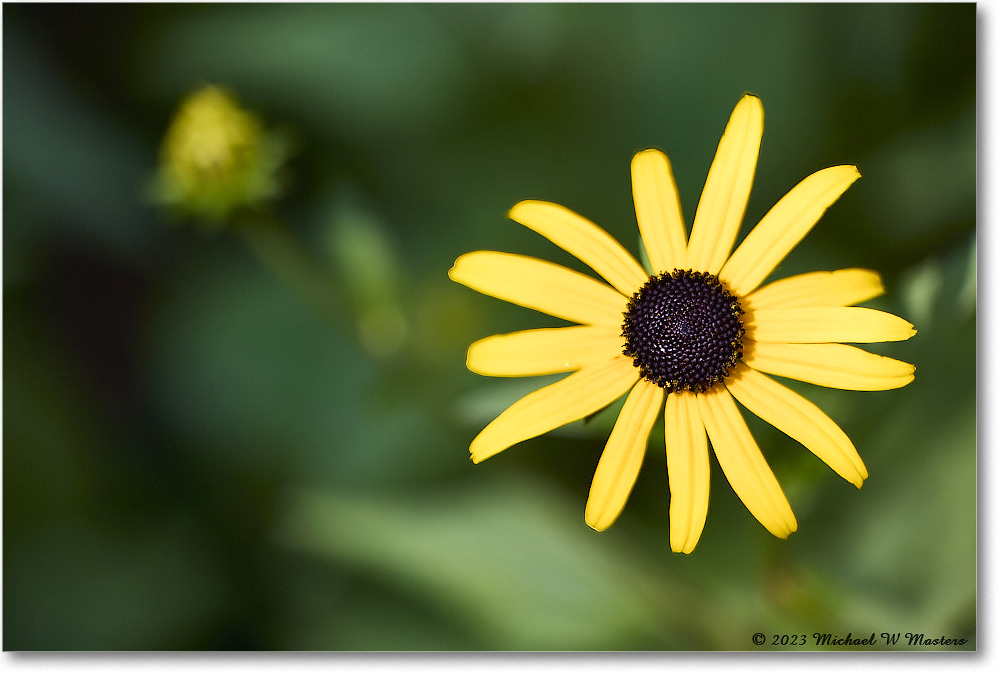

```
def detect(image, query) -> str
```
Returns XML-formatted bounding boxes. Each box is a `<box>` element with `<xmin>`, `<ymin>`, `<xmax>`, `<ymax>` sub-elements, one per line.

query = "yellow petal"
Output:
<box><xmin>686</xmin><ymin>94</ymin><xmax>764</xmax><ymax>274</ymax></box>
<box><xmin>697</xmin><ymin>388</ymin><xmax>797</xmax><ymax>538</ymax></box>
<box><xmin>725</xmin><ymin>366</ymin><xmax>867</xmax><ymax>487</ymax></box>
<box><xmin>467</xmin><ymin>325</ymin><xmax>624</xmax><ymax>377</ymax></box>
<box><xmin>665</xmin><ymin>391</ymin><xmax>710</xmax><ymax>554</ymax></box>
<box><xmin>743</xmin><ymin>341</ymin><xmax>915</xmax><ymax>391</ymax></box>
<box><xmin>470</xmin><ymin>356</ymin><xmax>639</xmax><ymax>463</ymax></box>
<box><xmin>630</xmin><ymin>149</ymin><xmax>688</xmax><ymax>272</ymax></box>
<box><xmin>747</xmin><ymin>307</ymin><xmax>917</xmax><ymax>344</ymax></box>
<box><xmin>509</xmin><ymin>200</ymin><xmax>649</xmax><ymax>297</ymax></box>
<box><xmin>586</xmin><ymin>379</ymin><xmax>664</xmax><ymax>531</ymax></box>
<box><xmin>744</xmin><ymin>269</ymin><xmax>884</xmax><ymax>311</ymax></box>
<box><xmin>449</xmin><ymin>251</ymin><xmax>626</xmax><ymax>327</ymax></box>
<box><xmin>720</xmin><ymin>165</ymin><xmax>861</xmax><ymax>296</ymax></box>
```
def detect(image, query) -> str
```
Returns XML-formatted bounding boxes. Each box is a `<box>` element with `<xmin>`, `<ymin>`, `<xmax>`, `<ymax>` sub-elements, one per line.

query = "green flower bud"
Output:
<box><xmin>150</xmin><ymin>85</ymin><xmax>290</xmax><ymax>228</ymax></box>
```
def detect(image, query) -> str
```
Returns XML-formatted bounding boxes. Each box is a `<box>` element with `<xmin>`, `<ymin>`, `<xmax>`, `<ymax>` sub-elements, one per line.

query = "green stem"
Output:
<box><xmin>233</xmin><ymin>211</ymin><xmax>353</xmax><ymax>339</ymax></box>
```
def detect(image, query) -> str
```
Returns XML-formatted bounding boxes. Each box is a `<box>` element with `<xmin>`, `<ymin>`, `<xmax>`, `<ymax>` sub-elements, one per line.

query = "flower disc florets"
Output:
<box><xmin>622</xmin><ymin>269</ymin><xmax>745</xmax><ymax>393</ymax></box>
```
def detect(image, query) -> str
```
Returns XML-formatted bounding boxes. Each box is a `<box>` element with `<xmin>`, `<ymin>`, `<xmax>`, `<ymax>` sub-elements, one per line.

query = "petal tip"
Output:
<box><xmin>729</xmin><ymin>93</ymin><xmax>764</xmax><ymax>128</ymax></box>
<box><xmin>669</xmin><ymin>524</ymin><xmax>705</xmax><ymax>556</ymax></box>
<box><xmin>469</xmin><ymin>434</ymin><xmax>503</xmax><ymax>464</ymax></box>
<box><xmin>633</xmin><ymin>147</ymin><xmax>667</xmax><ymax>161</ymax></box>
<box><xmin>769</xmin><ymin>515</ymin><xmax>798</xmax><ymax>539</ymax></box>
<box><xmin>850</xmin><ymin>464</ymin><xmax>869</xmax><ymax>489</ymax></box>
<box><xmin>838</xmin><ymin>164</ymin><xmax>862</xmax><ymax>184</ymax></box>
<box><xmin>775</xmin><ymin>520</ymin><xmax>798</xmax><ymax>539</ymax></box>
<box><xmin>464</xmin><ymin>345</ymin><xmax>479</xmax><ymax>374</ymax></box>
<box><xmin>670</xmin><ymin>530</ymin><xmax>698</xmax><ymax>554</ymax></box>
<box><xmin>506</xmin><ymin>200</ymin><xmax>536</xmax><ymax>220</ymax></box>
<box><xmin>585</xmin><ymin>512</ymin><xmax>610</xmax><ymax>532</ymax></box>
<box><xmin>737</xmin><ymin>92</ymin><xmax>764</xmax><ymax>114</ymax></box>
<box><xmin>448</xmin><ymin>252</ymin><xmax>476</xmax><ymax>280</ymax></box>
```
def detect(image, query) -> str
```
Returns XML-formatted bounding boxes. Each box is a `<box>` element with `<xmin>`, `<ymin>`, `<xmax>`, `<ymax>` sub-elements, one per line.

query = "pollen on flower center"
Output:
<box><xmin>622</xmin><ymin>269</ymin><xmax>745</xmax><ymax>393</ymax></box>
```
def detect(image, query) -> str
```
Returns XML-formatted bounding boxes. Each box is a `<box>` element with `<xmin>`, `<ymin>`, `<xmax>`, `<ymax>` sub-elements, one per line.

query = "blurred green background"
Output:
<box><xmin>3</xmin><ymin>3</ymin><xmax>975</xmax><ymax>651</ymax></box>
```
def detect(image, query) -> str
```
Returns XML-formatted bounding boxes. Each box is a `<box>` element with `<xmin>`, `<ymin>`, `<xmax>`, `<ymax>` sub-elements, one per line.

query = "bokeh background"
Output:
<box><xmin>3</xmin><ymin>3</ymin><xmax>976</xmax><ymax>651</ymax></box>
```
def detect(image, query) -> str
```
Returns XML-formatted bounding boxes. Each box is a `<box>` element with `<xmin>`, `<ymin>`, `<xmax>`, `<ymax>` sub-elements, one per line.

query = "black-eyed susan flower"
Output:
<box><xmin>449</xmin><ymin>94</ymin><xmax>916</xmax><ymax>553</ymax></box>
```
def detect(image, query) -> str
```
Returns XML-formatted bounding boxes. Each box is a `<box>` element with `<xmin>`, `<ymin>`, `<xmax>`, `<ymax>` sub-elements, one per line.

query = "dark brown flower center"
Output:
<box><xmin>621</xmin><ymin>269</ymin><xmax>745</xmax><ymax>393</ymax></box>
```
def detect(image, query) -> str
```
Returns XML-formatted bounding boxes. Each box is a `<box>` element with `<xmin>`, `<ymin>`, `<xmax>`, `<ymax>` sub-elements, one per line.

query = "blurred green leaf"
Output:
<box><xmin>144</xmin><ymin>4</ymin><xmax>473</xmax><ymax>144</ymax></box>
<box><xmin>276</xmin><ymin>474</ymin><xmax>703</xmax><ymax>650</ymax></box>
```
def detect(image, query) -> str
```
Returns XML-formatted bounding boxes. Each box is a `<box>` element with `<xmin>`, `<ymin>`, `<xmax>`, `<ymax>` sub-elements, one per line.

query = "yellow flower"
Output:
<box><xmin>151</xmin><ymin>85</ymin><xmax>289</xmax><ymax>226</ymax></box>
<box><xmin>449</xmin><ymin>94</ymin><xmax>916</xmax><ymax>553</ymax></box>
